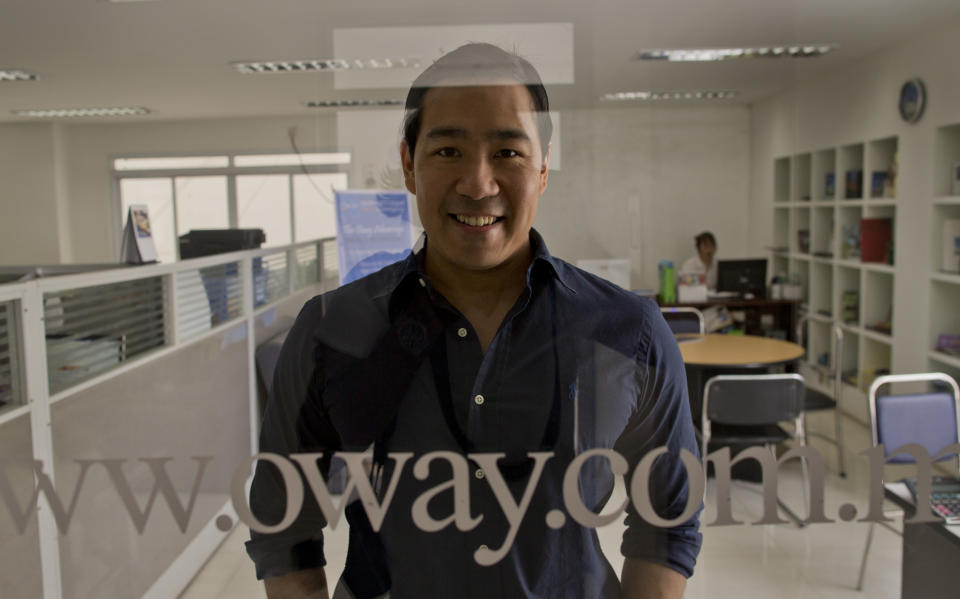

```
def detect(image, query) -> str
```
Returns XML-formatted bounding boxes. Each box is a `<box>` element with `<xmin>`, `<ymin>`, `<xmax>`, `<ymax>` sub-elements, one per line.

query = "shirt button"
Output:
<box><xmin>418</xmin><ymin>277</ymin><xmax>426</xmax><ymax>288</ymax></box>
<box><xmin>475</xmin><ymin>468</ymin><xmax>485</xmax><ymax>480</ymax></box>
<box><xmin>474</xmin><ymin>394</ymin><xmax>485</xmax><ymax>406</ymax></box>
<box><xmin>478</xmin><ymin>544</ymin><xmax>488</xmax><ymax>552</ymax></box>
<box><xmin>457</xmin><ymin>327</ymin><xmax>468</xmax><ymax>338</ymax></box>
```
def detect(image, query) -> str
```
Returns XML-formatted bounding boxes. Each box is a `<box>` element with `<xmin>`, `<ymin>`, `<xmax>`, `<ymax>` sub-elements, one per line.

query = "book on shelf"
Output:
<box><xmin>861</xmin><ymin>218</ymin><xmax>893</xmax><ymax>263</ymax></box>
<box><xmin>797</xmin><ymin>229</ymin><xmax>810</xmax><ymax>253</ymax></box>
<box><xmin>841</xmin><ymin>223</ymin><xmax>860</xmax><ymax>258</ymax></box>
<box><xmin>953</xmin><ymin>162</ymin><xmax>960</xmax><ymax>196</ymax></box>
<box><xmin>825</xmin><ymin>173</ymin><xmax>835</xmax><ymax>198</ymax></box>
<box><xmin>944</xmin><ymin>219</ymin><xmax>960</xmax><ymax>273</ymax></box>
<box><xmin>870</xmin><ymin>171</ymin><xmax>888</xmax><ymax>198</ymax></box>
<box><xmin>842</xmin><ymin>290</ymin><xmax>859</xmax><ymax>324</ymax></box>
<box><xmin>845</xmin><ymin>170</ymin><xmax>862</xmax><ymax>199</ymax></box>
<box><xmin>935</xmin><ymin>334</ymin><xmax>960</xmax><ymax>356</ymax></box>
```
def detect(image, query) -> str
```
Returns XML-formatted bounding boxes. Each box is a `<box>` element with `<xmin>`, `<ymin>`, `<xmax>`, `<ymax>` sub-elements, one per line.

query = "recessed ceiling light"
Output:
<box><xmin>601</xmin><ymin>90</ymin><xmax>738</xmax><ymax>102</ymax></box>
<box><xmin>0</xmin><ymin>69</ymin><xmax>38</xmax><ymax>81</ymax></box>
<box><xmin>637</xmin><ymin>45</ymin><xmax>835</xmax><ymax>61</ymax></box>
<box><xmin>304</xmin><ymin>99</ymin><xmax>405</xmax><ymax>108</ymax></box>
<box><xmin>235</xmin><ymin>58</ymin><xmax>421</xmax><ymax>74</ymax></box>
<box><xmin>12</xmin><ymin>106</ymin><xmax>151</xmax><ymax>118</ymax></box>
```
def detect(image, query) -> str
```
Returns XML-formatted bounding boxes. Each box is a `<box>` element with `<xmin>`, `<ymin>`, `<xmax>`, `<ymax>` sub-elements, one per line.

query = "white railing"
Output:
<box><xmin>0</xmin><ymin>236</ymin><xmax>337</xmax><ymax>599</ymax></box>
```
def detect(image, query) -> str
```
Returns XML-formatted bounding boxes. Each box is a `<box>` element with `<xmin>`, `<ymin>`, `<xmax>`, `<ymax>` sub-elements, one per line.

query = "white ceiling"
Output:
<box><xmin>2</xmin><ymin>0</ymin><xmax>959</xmax><ymax>123</ymax></box>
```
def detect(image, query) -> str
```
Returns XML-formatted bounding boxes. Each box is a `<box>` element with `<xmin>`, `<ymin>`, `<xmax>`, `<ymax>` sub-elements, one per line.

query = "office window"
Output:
<box><xmin>115</xmin><ymin>153</ymin><xmax>349</xmax><ymax>260</ymax></box>
<box><xmin>175</xmin><ymin>176</ymin><xmax>229</xmax><ymax>234</ymax></box>
<box><xmin>294</xmin><ymin>173</ymin><xmax>345</xmax><ymax>242</ymax></box>
<box><xmin>238</xmin><ymin>175</ymin><xmax>292</xmax><ymax>247</ymax></box>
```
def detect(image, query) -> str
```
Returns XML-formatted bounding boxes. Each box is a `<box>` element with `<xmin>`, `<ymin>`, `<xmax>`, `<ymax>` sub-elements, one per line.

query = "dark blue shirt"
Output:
<box><xmin>247</xmin><ymin>230</ymin><xmax>702</xmax><ymax>598</ymax></box>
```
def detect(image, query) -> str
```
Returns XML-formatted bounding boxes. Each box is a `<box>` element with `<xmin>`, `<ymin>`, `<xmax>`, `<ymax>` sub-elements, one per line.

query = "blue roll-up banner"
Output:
<box><xmin>335</xmin><ymin>189</ymin><xmax>415</xmax><ymax>285</ymax></box>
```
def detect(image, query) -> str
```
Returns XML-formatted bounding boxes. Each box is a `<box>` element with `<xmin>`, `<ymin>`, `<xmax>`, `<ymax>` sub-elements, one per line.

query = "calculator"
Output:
<box><xmin>904</xmin><ymin>476</ymin><xmax>960</xmax><ymax>523</ymax></box>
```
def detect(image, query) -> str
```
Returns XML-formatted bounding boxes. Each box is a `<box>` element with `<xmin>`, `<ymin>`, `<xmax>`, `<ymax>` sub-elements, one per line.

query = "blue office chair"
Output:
<box><xmin>661</xmin><ymin>306</ymin><xmax>705</xmax><ymax>335</ymax></box>
<box><xmin>855</xmin><ymin>372</ymin><xmax>960</xmax><ymax>590</ymax></box>
<box><xmin>796</xmin><ymin>315</ymin><xmax>847</xmax><ymax>477</ymax></box>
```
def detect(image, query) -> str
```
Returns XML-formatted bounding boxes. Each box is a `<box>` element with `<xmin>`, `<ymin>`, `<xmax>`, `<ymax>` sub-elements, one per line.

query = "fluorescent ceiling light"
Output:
<box><xmin>0</xmin><ymin>69</ymin><xmax>38</xmax><ymax>81</ymax></box>
<box><xmin>602</xmin><ymin>90</ymin><xmax>738</xmax><ymax>101</ymax></box>
<box><xmin>234</xmin><ymin>58</ymin><xmax>420</xmax><ymax>74</ymax></box>
<box><xmin>637</xmin><ymin>45</ymin><xmax>835</xmax><ymax>61</ymax></box>
<box><xmin>304</xmin><ymin>99</ymin><xmax>405</xmax><ymax>108</ymax></box>
<box><xmin>234</xmin><ymin>153</ymin><xmax>351</xmax><ymax>167</ymax></box>
<box><xmin>13</xmin><ymin>106</ymin><xmax>151</xmax><ymax>118</ymax></box>
<box><xmin>114</xmin><ymin>156</ymin><xmax>229</xmax><ymax>171</ymax></box>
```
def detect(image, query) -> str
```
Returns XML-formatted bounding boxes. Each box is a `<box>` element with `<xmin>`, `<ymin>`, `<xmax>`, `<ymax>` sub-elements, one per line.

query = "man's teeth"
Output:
<box><xmin>455</xmin><ymin>215</ymin><xmax>498</xmax><ymax>227</ymax></box>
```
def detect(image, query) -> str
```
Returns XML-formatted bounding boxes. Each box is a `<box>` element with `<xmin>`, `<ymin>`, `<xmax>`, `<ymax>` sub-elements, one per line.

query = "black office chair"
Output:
<box><xmin>796</xmin><ymin>315</ymin><xmax>847</xmax><ymax>477</ymax></box>
<box><xmin>661</xmin><ymin>307</ymin><xmax>705</xmax><ymax>335</ymax></box>
<box><xmin>702</xmin><ymin>373</ymin><xmax>809</xmax><ymax>526</ymax></box>
<box><xmin>855</xmin><ymin>372</ymin><xmax>960</xmax><ymax>590</ymax></box>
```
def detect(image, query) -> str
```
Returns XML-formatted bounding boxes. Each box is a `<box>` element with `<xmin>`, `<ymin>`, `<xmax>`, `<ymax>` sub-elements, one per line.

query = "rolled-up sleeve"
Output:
<box><xmin>245</xmin><ymin>297</ymin><xmax>330</xmax><ymax>580</ymax></box>
<box><xmin>614</xmin><ymin>303</ymin><xmax>703</xmax><ymax>578</ymax></box>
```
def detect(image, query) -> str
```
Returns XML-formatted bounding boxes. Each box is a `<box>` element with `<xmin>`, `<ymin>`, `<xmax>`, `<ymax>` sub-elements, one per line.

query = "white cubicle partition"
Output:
<box><xmin>0</xmin><ymin>237</ymin><xmax>338</xmax><ymax>599</ymax></box>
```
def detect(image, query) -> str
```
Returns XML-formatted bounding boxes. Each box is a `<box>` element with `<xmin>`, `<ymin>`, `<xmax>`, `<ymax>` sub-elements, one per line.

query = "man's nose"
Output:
<box><xmin>456</xmin><ymin>155</ymin><xmax>499</xmax><ymax>200</ymax></box>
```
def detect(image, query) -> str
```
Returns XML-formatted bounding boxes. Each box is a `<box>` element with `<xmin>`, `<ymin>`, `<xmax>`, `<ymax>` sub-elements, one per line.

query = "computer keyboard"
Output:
<box><xmin>904</xmin><ymin>476</ymin><xmax>960</xmax><ymax>523</ymax></box>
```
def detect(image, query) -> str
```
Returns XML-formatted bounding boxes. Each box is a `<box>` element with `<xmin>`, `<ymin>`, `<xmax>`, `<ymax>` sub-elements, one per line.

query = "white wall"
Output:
<box><xmin>749</xmin><ymin>16</ymin><xmax>960</xmax><ymax>373</ymax></box>
<box><xmin>539</xmin><ymin>105</ymin><xmax>750</xmax><ymax>290</ymax></box>
<box><xmin>0</xmin><ymin>123</ymin><xmax>64</xmax><ymax>265</ymax></box>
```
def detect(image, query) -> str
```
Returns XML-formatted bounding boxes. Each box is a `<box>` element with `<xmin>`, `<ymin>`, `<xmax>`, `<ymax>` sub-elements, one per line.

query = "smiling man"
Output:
<box><xmin>246</xmin><ymin>43</ymin><xmax>702</xmax><ymax>599</ymax></box>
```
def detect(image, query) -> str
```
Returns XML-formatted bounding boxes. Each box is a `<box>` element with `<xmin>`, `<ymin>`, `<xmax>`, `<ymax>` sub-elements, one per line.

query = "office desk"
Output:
<box><xmin>884</xmin><ymin>482</ymin><xmax>960</xmax><ymax>598</ymax></box>
<box><xmin>661</xmin><ymin>298</ymin><xmax>801</xmax><ymax>340</ymax></box>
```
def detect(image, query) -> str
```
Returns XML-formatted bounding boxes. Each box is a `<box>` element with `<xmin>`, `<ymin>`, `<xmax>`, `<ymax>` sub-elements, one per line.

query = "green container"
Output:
<box><xmin>659</xmin><ymin>260</ymin><xmax>676</xmax><ymax>304</ymax></box>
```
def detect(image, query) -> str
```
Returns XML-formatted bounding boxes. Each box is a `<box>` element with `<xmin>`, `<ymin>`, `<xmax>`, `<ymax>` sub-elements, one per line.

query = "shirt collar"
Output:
<box><xmin>375</xmin><ymin>228</ymin><xmax>575</xmax><ymax>305</ymax></box>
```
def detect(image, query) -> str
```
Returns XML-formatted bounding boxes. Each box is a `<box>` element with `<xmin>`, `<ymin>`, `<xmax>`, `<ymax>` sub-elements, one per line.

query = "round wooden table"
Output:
<box><xmin>677</xmin><ymin>333</ymin><xmax>804</xmax><ymax>368</ymax></box>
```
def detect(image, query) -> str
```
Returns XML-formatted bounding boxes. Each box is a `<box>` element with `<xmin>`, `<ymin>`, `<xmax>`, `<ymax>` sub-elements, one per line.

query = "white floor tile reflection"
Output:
<box><xmin>182</xmin><ymin>412</ymin><xmax>910</xmax><ymax>598</ymax></box>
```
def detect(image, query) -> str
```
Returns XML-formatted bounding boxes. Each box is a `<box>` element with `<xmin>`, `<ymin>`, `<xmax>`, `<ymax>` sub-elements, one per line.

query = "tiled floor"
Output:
<box><xmin>181</xmin><ymin>411</ymin><xmax>910</xmax><ymax>598</ymax></box>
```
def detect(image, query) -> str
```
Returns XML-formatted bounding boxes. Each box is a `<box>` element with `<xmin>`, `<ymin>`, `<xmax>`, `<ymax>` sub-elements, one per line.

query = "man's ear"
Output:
<box><xmin>400</xmin><ymin>140</ymin><xmax>416</xmax><ymax>195</ymax></box>
<box><xmin>538</xmin><ymin>142</ymin><xmax>551</xmax><ymax>193</ymax></box>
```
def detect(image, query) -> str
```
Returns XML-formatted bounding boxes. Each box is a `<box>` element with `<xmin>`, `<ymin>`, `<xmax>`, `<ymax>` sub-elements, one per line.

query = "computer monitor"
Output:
<box><xmin>717</xmin><ymin>259</ymin><xmax>768</xmax><ymax>298</ymax></box>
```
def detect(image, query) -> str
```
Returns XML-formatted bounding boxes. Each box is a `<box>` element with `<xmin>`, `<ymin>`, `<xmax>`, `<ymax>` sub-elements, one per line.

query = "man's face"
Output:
<box><xmin>401</xmin><ymin>83</ymin><xmax>549</xmax><ymax>274</ymax></box>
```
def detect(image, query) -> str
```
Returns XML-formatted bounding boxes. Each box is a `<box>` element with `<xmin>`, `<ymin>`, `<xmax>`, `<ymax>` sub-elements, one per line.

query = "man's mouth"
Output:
<box><xmin>453</xmin><ymin>214</ymin><xmax>502</xmax><ymax>227</ymax></box>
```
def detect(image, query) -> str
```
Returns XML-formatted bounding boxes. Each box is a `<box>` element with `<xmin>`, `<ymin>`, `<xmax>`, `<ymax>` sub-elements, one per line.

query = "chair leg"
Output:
<box><xmin>856</xmin><ymin>522</ymin><xmax>875</xmax><ymax>591</ymax></box>
<box><xmin>766</xmin><ymin>443</ymin><xmax>807</xmax><ymax>529</ymax></box>
<box><xmin>834</xmin><ymin>406</ymin><xmax>847</xmax><ymax>478</ymax></box>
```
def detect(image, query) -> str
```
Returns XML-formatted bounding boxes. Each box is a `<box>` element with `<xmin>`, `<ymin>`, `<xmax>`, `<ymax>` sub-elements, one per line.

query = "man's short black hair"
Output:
<box><xmin>402</xmin><ymin>43</ymin><xmax>552</xmax><ymax>161</ymax></box>
<box><xmin>695</xmin><ymin>231</ymin><xmax>717</xmax><ymax>248</ymax></box>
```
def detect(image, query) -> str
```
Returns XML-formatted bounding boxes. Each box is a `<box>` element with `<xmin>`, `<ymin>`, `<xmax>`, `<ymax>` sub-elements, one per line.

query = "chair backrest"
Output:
<box><xmin>661</xmin><ymin>307</ymin><xmax>705</xmax><ymax>335</ymax></box>
<box><xmin>703</xmin><ymin>373</ymin><xmax>805</xmax><ymax>426</ymax></box>
<box><xmin>868</xmin><ymin>372</ymin><xmax>960</xmax><ymax>465</ymax></box>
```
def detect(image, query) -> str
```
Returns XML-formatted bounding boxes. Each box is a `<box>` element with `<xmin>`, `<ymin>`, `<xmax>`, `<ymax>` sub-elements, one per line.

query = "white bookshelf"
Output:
<box><xmin>928</xmin><ymin>123</ymin><xmax>960</xmax><ymax>384</ymax></box>
<box><xmin>773</xmin><ymin>135</ymin><xmax>898</xmax><ymax>397</ymax></box>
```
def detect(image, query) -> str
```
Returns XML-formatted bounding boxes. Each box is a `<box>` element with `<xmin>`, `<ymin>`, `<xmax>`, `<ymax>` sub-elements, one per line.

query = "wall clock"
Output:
<box><xmin>899</xmin><ymin>78</ymin><xmax>926</xmax><ymax>123</ymax></box>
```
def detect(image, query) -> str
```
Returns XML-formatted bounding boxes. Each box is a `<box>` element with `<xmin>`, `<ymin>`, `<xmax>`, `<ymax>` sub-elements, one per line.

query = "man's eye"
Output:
<box><xmin>435</xmin><ymin>147</ymin><xmax>460</xmax><ymax>157</ymax></box>
<box><xmin>495</xmin><ymin>149</ymin><xmax>521</xmax><ymax>158</ymax></box>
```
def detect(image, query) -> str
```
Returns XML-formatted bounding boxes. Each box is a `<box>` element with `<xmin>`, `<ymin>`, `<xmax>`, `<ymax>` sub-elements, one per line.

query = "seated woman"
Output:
<box><xmin>681</xmin><ymin>231</ymin><xmax>717</xmax><ymax>290</ymax></box>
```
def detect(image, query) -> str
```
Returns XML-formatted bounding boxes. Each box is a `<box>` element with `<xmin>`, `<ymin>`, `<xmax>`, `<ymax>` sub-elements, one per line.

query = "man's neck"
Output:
<box><xmin>425</xmin><ymin>245</ymin><xmax>532</xmax><ymax>351</ymax></box>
